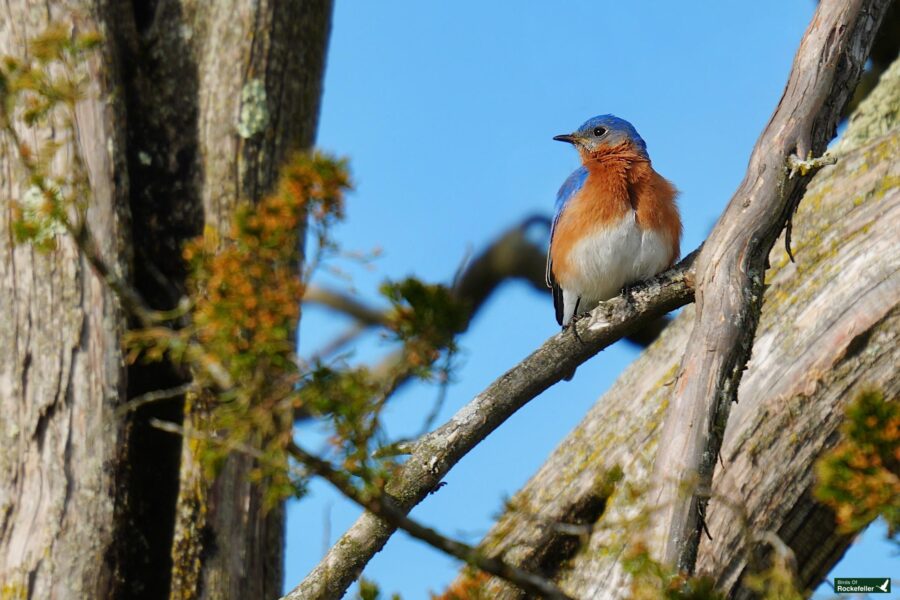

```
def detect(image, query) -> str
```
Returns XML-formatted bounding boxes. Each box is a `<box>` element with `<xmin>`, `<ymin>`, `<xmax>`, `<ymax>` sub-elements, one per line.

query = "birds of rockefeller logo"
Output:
<box><xmin>833</xmin><ymin>578</ymin><xmax>892</xmax><ymax>593</ymax></box>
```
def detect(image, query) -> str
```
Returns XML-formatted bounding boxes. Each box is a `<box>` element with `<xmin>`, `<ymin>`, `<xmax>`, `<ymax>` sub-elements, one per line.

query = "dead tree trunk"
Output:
<box><xmin>648</xmin><ymin>0</ymin><xmax>888</xmax><ymax>572</ymax></box>
<box><xmin>463</xmin><ymin>55</ymin><xmax>900</xmax><ymax>599</ymax></box>
<box><xmin>0</xmin><ymin>2</ymin><xmax>332</xmax><ymax>599</ymax></box>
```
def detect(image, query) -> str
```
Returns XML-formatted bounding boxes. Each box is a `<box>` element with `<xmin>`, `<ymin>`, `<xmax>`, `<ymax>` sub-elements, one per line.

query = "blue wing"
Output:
<box><xmin>546</xmin><ymin>166</ymin><xmax>588</xmax><ymax>286</ymax></box>
<box><xmin>547</xmin><ymin>166</ymin><xmax>588</xmax><ymax>325</ymax></box>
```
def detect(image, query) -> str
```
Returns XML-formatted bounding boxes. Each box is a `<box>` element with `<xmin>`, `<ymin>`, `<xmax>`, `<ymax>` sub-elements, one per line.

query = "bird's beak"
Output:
<box><xmin>553</xmin><ymin>133</ymin><xmax>577</xmax><ymax>145</ymax></box>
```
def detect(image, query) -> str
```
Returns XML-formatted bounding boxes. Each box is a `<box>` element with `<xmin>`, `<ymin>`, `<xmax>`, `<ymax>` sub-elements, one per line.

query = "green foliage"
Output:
<box><xmin>293</xmin><ymin>279</ymin><xmax>465</xmax><ymax>485</ymax></box>
<box><xmin>176</xmin><ymin>153</ymin><xmax>350</xmax><ymax>508</ymax></box>
<box><xmin>299</xmin><ymin>365</ymin><xmax>388</xmax><ymax>476</ymax></box>
<box><xmin>357</xmin><ymin>577</ymin><xmax>402</xmax><ymax>600</ymax></box>
<box><xmin>382</xmin><ymin>278</ymin><xmax>467</xmax><ymax>376</ymax></box>
<box><xmin>815</xmin><ymin>389</ymin><xmax>899</xmax><ymax>535</ymax></box>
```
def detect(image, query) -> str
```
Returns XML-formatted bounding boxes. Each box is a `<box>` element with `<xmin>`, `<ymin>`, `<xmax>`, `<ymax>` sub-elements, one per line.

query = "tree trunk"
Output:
<box><xmin>464</xmin><ymin>55</ymin><xmax>900</xmax><ymax>600</ymax></box>
<box><xmin>0</xmin><ymin>2</ymin><xmax>333</xmax><ymax>599</ymax></box>
<box><xmin>151</xmin><ymin>3</ymin><xmax>333</xmax><ymax>599</ymax></box>
<box><xmin>0</xmin><ymin>3</ymin><xmax>131</xmax><ymax>598</ymax></box>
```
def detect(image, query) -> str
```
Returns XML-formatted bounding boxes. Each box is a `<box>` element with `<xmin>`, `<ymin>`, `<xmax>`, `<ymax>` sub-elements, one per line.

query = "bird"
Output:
<box><xmin>546</xmin><ymin>114</ymin><xmax>682</xmax><ymax>332</ymax></box>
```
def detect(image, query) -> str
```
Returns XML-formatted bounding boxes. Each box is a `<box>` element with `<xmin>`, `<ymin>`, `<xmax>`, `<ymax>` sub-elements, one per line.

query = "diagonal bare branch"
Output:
<box><xmin>303</xmin><ymin>215</ymin><xmax>670</xmax><ymax>385</ymax></box>
<box><xmin>286</xmin><ymin>442</ymin><xmax>576</xmax><ymax>600</ymax></box>
<box><xmin>286</xmin><ymin>252</ymin><xmax>695</xmax><ymax>599</ymax></box>
<box><xmin>648</xmin><ymin>0</ymin><xmax>892</xmax><ymax>573</ymax></box>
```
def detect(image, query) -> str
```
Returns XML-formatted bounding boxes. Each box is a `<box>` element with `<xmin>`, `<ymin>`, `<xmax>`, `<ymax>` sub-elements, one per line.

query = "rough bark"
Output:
<box><xmin>158</xmin><ymin>4</ymin><xmax>333</xmax><ymax>599</ymax></box>
<box><xmin>1</xmin><ymin>1</ymin><xmax>333</xmax><ymax>599</ymax></box>
<box><xmin>465</xmin><ymin>54</ymin><xmax>900</xmax><ymax>600</ymax></box>
<box><xmin>0</xmin><ymin>3</ymin><xmax>131</xmax><ymax>598</ymax></box>
<box><xmin>649</xmin><ymin>0</ymin><xmax>890</xmax><ymax>571</ymax></box>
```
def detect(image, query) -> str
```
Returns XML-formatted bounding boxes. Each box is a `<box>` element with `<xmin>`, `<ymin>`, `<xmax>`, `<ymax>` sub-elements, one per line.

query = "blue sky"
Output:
<box><xmin>287</xmin><ymin>2</ymin><xmax>897</xmax><ymax>598</ymax></box>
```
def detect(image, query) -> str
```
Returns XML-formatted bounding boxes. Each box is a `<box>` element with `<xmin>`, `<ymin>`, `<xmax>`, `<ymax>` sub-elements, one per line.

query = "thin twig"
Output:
<box><xmin>308</xmin><ymin>322</ymin><xmax>368</xmax><ymax>363</ymax></box>
<box><xmin>149</xmin><ymin>418</ymin><xmax>263</xmax><ymax>458</ymax></box>
<box><xmin>287</xmin><ymin>442</ymin><xmax>575</xmax><ymax>600</ymax></box>
<box><xmin>286</xmin><ymin>254</ymin><xmax>695</xmax><ymax>599</ymax></box>
<box><xmin>151</xmin><ymin>415</ymin><xmax>572</xmax><ymax>598</ymax></box>
<box><xmin>69</xmin><ymin>223</ymin><xmax>234</xmax><ymax>391</ymax></box>
<box><xmin>303</xmin><ymin>285</ymin><xmax>391</xmax><ymax>327</ymax></box>
<box><xmin>115</xmin><ymin>383</ymin><xmax>194</xmax><ymax>417</ymax></box>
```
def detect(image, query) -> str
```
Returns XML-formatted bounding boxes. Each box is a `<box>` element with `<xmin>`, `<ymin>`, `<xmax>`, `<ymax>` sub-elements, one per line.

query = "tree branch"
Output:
<box><xmin>451</xmin><ymin>215</ymin><xmax>550</xmax><ymax>323</ymax></box>
<box><xmin>289</xmin><ymin>5</ymin><xmax>888</xmax><ymax>592</ymax></box>
<box><xmin>304</xmin><ymin>215</ymin><xmax>669</xmax><ymax>381</ymax></box>
<box><xmin>285</xmin><ymin>443</ymin><xmax>575</xmax><ymax>600</ymax></box>
<box><xmin>286</xmin><ymin>252</ymin><xmax>695</xmax><ymax>599</ymax></box>
<box><xmin>304</xmin><ymin>285</ymin><xmax>392</xmax><ymax>328</ymax></box>
<box><xmin>648</xmin><ymin>0</ymin><xmax>891</xmax><ymax>573</ymax></box>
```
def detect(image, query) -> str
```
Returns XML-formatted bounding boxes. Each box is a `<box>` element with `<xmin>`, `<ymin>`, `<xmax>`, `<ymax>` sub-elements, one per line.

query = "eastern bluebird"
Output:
<box><xmin>546</xmin><ymin>115</ymin><xmax>681</xmax><ymax>328</ymax></box>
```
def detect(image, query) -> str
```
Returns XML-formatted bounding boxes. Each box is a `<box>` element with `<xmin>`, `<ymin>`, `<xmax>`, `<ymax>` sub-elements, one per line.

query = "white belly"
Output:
<box><xmin>561</xmin><ymin>212</ymin><xmax>672</xmax><ymax>325</ymax></box>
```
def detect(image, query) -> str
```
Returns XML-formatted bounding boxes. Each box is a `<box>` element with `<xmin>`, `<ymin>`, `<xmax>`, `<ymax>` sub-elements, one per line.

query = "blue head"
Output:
<box><xmin>553</xmin><ymin>114</ymin><xmax>648</xmax><ymax>159</ymax></box>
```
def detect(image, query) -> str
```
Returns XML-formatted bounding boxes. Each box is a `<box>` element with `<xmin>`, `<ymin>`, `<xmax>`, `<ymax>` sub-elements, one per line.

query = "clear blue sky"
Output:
<box><xmin>287</xmin><ymin>2</ymin><xmax>898</xmax><ymax>598</ymax></box>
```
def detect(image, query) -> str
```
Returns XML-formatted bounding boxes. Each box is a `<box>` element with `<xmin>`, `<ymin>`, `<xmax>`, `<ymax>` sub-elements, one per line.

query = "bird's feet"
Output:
<box><xmin>563</xmin><ymin>311</ymin><xmax>591</xmax><ymax>343</ymax></box>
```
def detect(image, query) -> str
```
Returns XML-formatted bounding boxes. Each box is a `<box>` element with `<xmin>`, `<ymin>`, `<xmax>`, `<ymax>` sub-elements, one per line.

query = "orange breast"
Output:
<box><xmin>551</xmin><ymin>157</ymin><xmax>682</xmax><ymax>284</ymax></box>
<box><xmin>629</xmin><ymin>161</ymin><xmax>682</xmax><ymax>263</ymax></box>
<box><xmin>551</xmin><ymin>163</ymin><xmax>632</xmax><ymax>283</ymax></box>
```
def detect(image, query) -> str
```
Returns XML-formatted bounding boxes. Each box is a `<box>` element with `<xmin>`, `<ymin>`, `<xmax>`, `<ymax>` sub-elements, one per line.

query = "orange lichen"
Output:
<box><xmin>178</xmin><ymin>152</ymin><xmax>350</xmax><ymax>506</ymax></box>
<box><xmin>815</xmin><ymin>389</ymin><xmax>899</xmax><ymax>534</ymax></box>
<box><xmin>431</xmin><ymin>570</ymin><xmax>491</xmax><ymax>600</ymax></box>
<box><xmin>184</xmin><ymin>152</ymin><xmax>349</xmax><ymax>384</ymax></box>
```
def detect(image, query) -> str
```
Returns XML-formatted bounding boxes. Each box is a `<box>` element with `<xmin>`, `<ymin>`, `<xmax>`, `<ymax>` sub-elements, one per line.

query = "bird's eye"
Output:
<box><xmin>593</xmin><ymin>126</ymin><xmax>607</xmax><ymax>137</ymax></box>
